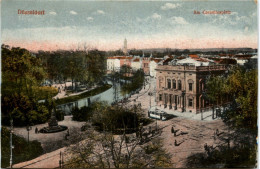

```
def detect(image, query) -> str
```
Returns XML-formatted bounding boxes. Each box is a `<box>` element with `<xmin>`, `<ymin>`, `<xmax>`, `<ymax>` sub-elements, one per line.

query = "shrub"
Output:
<box><xmin>71</xmin><ymin>106</ymin><xmax>93</xmax><ymax>122</ymax></box>
<box><xmin>55</xmin><ymin>109</ymin><xmax>65</xmax><ymax>121</ymax></box>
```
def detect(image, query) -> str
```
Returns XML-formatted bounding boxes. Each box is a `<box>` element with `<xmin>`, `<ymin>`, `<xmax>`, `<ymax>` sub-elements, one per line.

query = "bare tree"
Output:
<box><xmin>63</xmin><ymin>125</ymin><xmax>172</xmax><ymax>168</ymax></box>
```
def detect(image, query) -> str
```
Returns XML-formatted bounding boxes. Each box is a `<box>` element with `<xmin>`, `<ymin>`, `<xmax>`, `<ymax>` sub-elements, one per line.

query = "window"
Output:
<box><xmin>164</xmin><ymin>94</ymin><xmax>168</xmax><ymax>103</ymax></box>
<box><xmin>189</xmin><ymin>83</ymin><xmax>193</xmax><ymax>91</ymax></box>
<box><xmin>159</xmin><ymin>94</ymin><xmax>162</xmax><ymax>101</ymax></box>
<box><xmin>189</xmin><ymin>99</ymin><xmax>193</xmax><ymax>107</ymax></box>
<box><xmin>167</xmin><ymin>79</ymin><xmax>171</xmax><ymax>89</ymax></box>
<box><xmin>178</xmin><ymin>80</ymin><xmax>182</xmax><ymax>90</ymax></box>
<box><xmin>172</xmin><ymin>79</ymin><xmax>176</xmax><ymax>89</ymax></box>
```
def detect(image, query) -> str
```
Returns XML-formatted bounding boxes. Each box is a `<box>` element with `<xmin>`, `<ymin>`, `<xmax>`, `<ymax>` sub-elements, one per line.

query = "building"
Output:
<box><xmin>107</xmin><ymin>56</ymin><xmax>121</xmax><ymax>72</ymax></box>
<box><xmin>142</xmin><ymin>57</ymin><xmax>150</xmax><ymax>75</ymax></box>
<box><xmin>149</xmin><ymin>58</ymin><xmax>162</xmax><ymax>77</ymax></box>
<box><xmin>155</xmin><ymin>58</ymin><xmax>227</xmax><ymax>113</ymax></box>
<box><xmin>131</xmin><ymin>58</ymin><xmax>142</xmax><ymax>71</ymax></box>
<box><xmin>120</xmin><ymin>56</ymin><xmax>133</xmax><ymax>68</ymax></box>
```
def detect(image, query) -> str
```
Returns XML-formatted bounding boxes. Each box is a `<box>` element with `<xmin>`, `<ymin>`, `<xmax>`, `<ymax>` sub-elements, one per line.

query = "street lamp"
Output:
<box><xmin>10</xmin><ymin>118</ymin><xmax>14</xmax><ymax>169</ymax></box>
<box><xmin>201</xmin><ymin>91</ymin><xmax>207</xmax><ymax>120</ymax></box>
<box><xmin>181</xmin><ymin>90</ymin><xmax>185</xmax><ymax>113</ymax></box>
<box><xmin>26</xmin><ymin>125</ymin><xmax>32</xmax><ymax>143</ymax></box>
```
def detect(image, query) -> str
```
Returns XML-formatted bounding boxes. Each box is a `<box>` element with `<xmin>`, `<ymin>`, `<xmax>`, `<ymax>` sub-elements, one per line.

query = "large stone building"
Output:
<box><xmin>155</xmin><ymin>58</ymin><xmax>227</xmax><ymax>113</ymax></box>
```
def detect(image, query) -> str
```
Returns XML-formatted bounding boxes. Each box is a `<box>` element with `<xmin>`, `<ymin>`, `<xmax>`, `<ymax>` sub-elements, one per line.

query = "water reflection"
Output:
<box><xmin>56</xmin><ymin>80</ymin><xmax>131</xmax><ymax>115</ymax></box>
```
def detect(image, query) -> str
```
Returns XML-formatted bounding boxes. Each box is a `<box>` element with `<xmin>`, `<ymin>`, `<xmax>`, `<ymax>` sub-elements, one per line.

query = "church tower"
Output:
<box><xmin>123</xmin><ymin>38</ymin><xmax>128</xmax><ymax>55</ymax></box>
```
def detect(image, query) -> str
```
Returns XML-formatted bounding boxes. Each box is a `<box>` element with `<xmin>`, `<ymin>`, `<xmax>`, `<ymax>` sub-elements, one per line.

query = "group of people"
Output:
<box><xmin>171</xmin><ymin>126</ymin><xmax>186</xmax><ymax>146</ymax></box>
<box><xmin>57</xmin><ymin>85</ymin><xmax>66</xmax><ymax>93</ymax></box>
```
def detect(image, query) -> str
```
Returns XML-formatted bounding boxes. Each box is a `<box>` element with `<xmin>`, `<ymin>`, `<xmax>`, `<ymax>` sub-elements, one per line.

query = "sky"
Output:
<box><xmin>1</xmin><ymin>0</ymin><xmax>258</xmax><ymax>51</ymax></box>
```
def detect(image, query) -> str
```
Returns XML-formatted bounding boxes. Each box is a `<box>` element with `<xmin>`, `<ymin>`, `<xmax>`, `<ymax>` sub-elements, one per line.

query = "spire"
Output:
<box><xmin>123</xmin><ymin>38</ymin><xmax>127</xmax><ymax>55</ymax></box>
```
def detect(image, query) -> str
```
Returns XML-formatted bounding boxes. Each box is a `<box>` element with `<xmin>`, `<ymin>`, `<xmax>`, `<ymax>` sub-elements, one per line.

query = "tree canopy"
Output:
<box><xmin>206</xmin><ymin>66</ymin><xmax>257</xmax><ymax>131</ymax></box>
<box><xmin>2</xmin><ymin>45</ymin><xmax>56</xmax><ymax>126</ymax></box>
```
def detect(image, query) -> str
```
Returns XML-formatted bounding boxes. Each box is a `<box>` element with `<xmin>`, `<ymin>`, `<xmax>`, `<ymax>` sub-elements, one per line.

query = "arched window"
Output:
<box><xmin>178</xmin><ymin>80</ymin><xmax>182</xmax><ymax>90</ymax></box>
<box><xmin>172</xmin><ymin>79</ymin><xmax>176</xmax><ymax>89</ymax></box>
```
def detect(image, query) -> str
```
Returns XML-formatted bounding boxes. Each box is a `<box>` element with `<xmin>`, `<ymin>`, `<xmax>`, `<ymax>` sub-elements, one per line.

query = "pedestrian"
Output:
<box><xmin>35</xmin><ymin>127</ymin><xmax>38</xmax><ymax>134</ymax></box>
<box><xmin>216</xmin><ymin>129</ymin><xmax>219</xmax><ymax>136</ymax></box>
<box><xmin>204</xmin><ymin>143</ymin><xmax>208</xmax><ymax>151</ymax></box>
<box><xmin>174</xmin><ymin>140</ymin><xmax>177</xmax><ymax>146</ymax></box>
<box><xmin>174</xmin><ymin>131</ymin><xmax>177</xmax><ymax>137</ymax></box>
<box><xmin>67</xmin><ymin>129</ymin><xmax>70</xmax><ymax>136</ymax></box>
<box><xmin>171</xmin><ymin>126</ymin><xmax>174</xmax><ymax>133</ymax></box>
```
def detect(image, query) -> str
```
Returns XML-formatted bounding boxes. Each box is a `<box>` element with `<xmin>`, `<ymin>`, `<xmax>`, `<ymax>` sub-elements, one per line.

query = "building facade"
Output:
<box><xmin>132</xmin><ymin>58</ymin><xmax>142</xmax><ymax>71</ymax></box>
<box><xmin>149</xmin><ymin>58</ymin><xmax>161</xmax><ymax>77</ymax></box>
<box><xmin>107</xmin><ymin>57</ymin><xmax>121</xmax><ymax>72</ymax></box>
<box><xmin>155</xmin><ymin>64</ymin><xmax>227</xmax><ymax>113</ymax></box>
<box><xmin>142</xmin><ymin>58</ymin><xmax>150</xmax><ymax>75</ymax></box>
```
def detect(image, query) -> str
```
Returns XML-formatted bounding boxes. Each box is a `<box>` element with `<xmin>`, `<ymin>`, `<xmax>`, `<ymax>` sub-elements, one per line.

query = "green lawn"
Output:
<box><xmin>55</xmin><ymin>84</ymin><xmax>112</xmax><ymax>105</ymax></box>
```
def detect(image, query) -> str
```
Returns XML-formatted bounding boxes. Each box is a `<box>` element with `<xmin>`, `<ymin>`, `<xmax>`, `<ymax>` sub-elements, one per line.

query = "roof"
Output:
<box><xmin>107</xmin><ymin>56</ymin><xmax>121</xmax><ymax>59</ymax></box>
<box><xmin>133</xmin><ymin>58</ymin><xmax>140</xmax><ymax>62</ymax></box>
<box><xmin>151</xmin><ymin>58</ymin><xmax>162</xmax><ymax>63</ymax></box>
<box><xmin>120</xmin><ymin>56</ymin><xmax>133</xmax><ymax>60</ymax></box>
<box><xmin>163</xmin><ymin>58</ymin><xmax>173</xmax><ymax>65</ymax></box>
<box><xmin>189</xmin><ymin>54</ymin><xmax>199</xmax><ymax>58</ymax></box>
<box><xmin>176</xmin><ymin>57</ymin><xmax>211</xmax><ymax>66</ymax></box>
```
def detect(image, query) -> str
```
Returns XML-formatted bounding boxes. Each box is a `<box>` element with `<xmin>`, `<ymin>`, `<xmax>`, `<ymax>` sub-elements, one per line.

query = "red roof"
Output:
<box><xmin>189</xmin><ymin>54</ymin><xmax>199</xmax><ymax>58</ymax></box>
<box><xmin>192</xmin><ymin>58</ymin><xmax>208</xmax><ymax>62</ymax></box>
<box><xmin>151</xmin><ymin>58</ymin><xmax>162</xmax><ymax>63</ymax></box>
<box><xmin>133</xmin><ymin>59</ymin><xmax>140</xmax><ymax>62</ymax></box>
<box><xmin>120</xmin><ymin>56</ymin><xmax>133</xmax><ymax>60</ymax></box>
<box><xmin>107</xmin><ymin>56</ymin><xmax>121</xmax><ymax>59</ymax></box>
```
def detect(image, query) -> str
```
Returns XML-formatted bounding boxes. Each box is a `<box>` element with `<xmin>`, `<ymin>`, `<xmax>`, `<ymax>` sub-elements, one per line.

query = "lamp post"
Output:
<box><xmin>201</xmin><ymin>91</ymin><xmax>207</xmax><ymax>120</ymax></box>
<box><xmin>26</xmin><ymin>125</ymin><xmax>32</xmax><ymax>143</ymax></box>
<box><xmin>181</xmin><ymin>90</ymin><xmax>185</xmax><ymax>113</ymax></box>
<box><xmin>59</xmin><ymin>151</ymin><xmax>64</xmax><ymax>168</ymax></box>
<box><xmin>10</xmin><ymin>118</ymin><xmax>14</xmax><ymax>169</ymax></box>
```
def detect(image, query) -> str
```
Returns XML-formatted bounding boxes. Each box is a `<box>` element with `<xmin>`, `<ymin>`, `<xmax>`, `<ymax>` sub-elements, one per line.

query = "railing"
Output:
<box><xmin>156</xmin><ymin>64</ymin><xmax>227</xmax><ymax>72</ymax></box>
<box><xmin>196</xmin><ymin>107</ymin><xmax>211</xmax><ymax>114</ymax></box>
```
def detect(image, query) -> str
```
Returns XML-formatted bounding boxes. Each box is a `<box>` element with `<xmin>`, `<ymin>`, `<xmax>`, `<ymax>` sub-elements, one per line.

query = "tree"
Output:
<box><xmin>2</xmin><ymin>45</ymin><xmax>53</xmax><ymax>126</ymax></box>
<box><xmin>64</xmin><ymin>126</ymin><xmax>171</xmax><ymax>168</ymax></box>
<box><xmin>187</xmin><ymin>66</ymin><xmax>257</xmax><ymax>168</ymax></box>
<box><xmin>206</xmin><ymin>66</ymin><xmax>257</xmax><ymax>131</ymax></box>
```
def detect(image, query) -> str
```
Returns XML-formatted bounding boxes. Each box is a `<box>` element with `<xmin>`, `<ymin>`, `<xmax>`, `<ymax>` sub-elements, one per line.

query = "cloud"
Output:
<box><xmin>170</xmin><ymin>16</ymin><xmax>188</xmax><ymax>25</ymax></box>
<box><xmin>70</xmin><ymin>10</ymin><xmax>77</xmax><ymax>15</ymax></box>
<box><xmin>97</xmin><ymin>10</ymin><xmax>105</xmax><ymax>15</ymax></box>
<box><xmin>151</xmin><ymin>13</ymin><xmax>161</xmax><ymax>20</ymax></box>
<box><xmin>230</xmin><ymin>12</ymin><xmax>238</xmax><ymax>16</ymax></box>
<box><xmin>161</xmin><ymin>3</ymin><xmax>181</xmax><ymax>10</ymax></box>
<box><xmin>87</xmin><ymin>17</ymin><xmax>94</xmax><ymax>21</ymax></box>
<box><xmin>49</xmin><ymin>11</ymin><xmax>57</xmax><ymax>15</ymax></box>
<box><xmin>136</xmin><ymin>17</ymin><xmax>142</xmax><ymax>22</ymax></box>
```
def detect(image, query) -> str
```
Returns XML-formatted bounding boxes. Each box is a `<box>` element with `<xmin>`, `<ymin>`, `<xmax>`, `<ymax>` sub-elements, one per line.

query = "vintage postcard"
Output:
<box><xmin>1</xmin><ymin>0</ymin><xmax>258</xmax><ymax>168</ymax></box>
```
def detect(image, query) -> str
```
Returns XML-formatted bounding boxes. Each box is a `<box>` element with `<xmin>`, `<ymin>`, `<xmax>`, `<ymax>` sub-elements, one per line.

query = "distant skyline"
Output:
<box><xmin>2</xmin><ymin>0</ymin><xmax>258</xmax><ymax>51</ymax></box>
